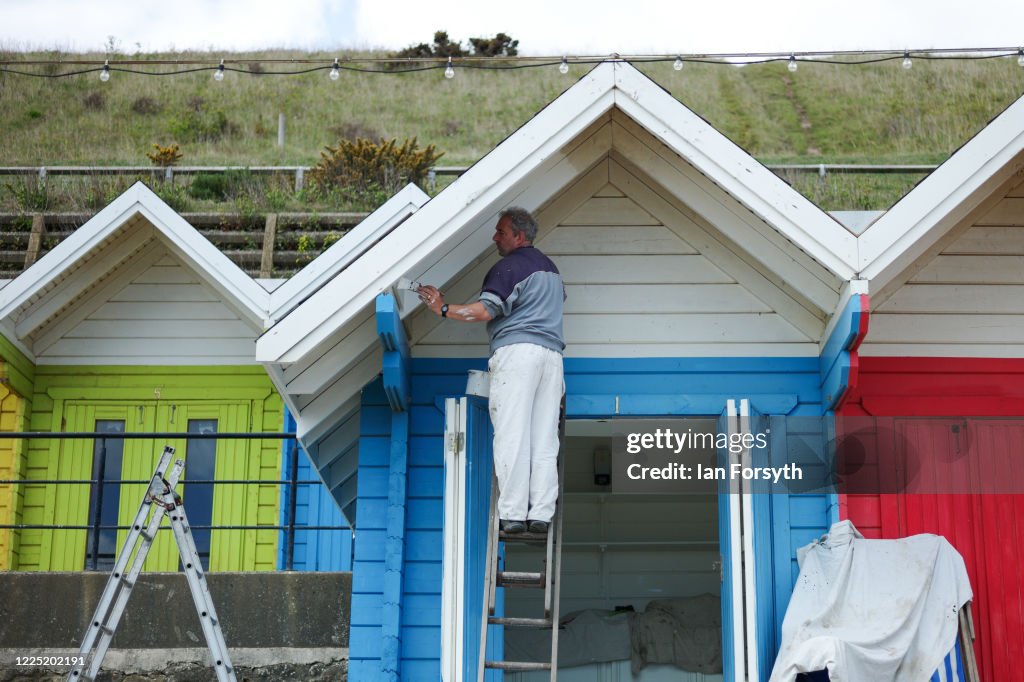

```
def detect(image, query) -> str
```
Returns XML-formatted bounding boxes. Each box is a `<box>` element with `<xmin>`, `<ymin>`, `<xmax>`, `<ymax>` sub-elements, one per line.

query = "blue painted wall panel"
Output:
<box><xmin>399</xmin><ymin>658</ymin><xmax>442</xmax><ymax>681</ymax></box>
<box><xmin>352</xmin><ymin>559</ymin><xmax>385</xmax><ymax>594</ymax></box>
<box><xmin>348</xmin><ymin>358</ymin><xmax>834</xmax><ymax>680</ymax></box>
<box><xmin>351</xmin><ymin>624</ymin><xmax>384</xmax><ymax>659</ymax></box>
<box><xmin>278</xmin><ymin>409</ymin><xmax>353</xmax><ymax>571</ymax></box>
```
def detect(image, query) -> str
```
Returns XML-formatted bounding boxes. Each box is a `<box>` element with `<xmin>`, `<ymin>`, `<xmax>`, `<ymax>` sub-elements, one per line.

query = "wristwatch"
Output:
<box><xmin>440</xmin><ymin>304</ymin><xmax>450</xmax><ymax>318</ymax></box>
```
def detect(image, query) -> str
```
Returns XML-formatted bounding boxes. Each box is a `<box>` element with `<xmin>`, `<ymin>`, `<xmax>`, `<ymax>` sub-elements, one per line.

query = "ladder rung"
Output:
<box><xmin>499</xmin><ymin>530</ymin><xmax>549</xmax><ymax>544</ymax></box>
<box><xmin>486</xmin><ymin>661</ymin><xmax>552</xmax><ymax>671</ymax></box>
<box><xmin>497</xmin><ymin>571</ymin><xmax>545</xmax><ymax>588</ymax></box>
<box><xmin>488</xmin><ymin>616</ymin><xmax>552</xmax><ymax>628</ymax></box>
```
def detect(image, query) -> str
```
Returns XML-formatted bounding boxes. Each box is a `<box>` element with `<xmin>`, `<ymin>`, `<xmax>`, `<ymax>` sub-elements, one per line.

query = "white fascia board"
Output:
<box><xmin>269</xmin><ymin>184</ymin><xmax>430</xmax><ymax>320</ymax></box>
<box><xmin>0</xmin><ymin>182</ymin><xmax>271</xmax><ymax>332</ymax></box>
<box><xmin>611</xmin><ymin>63</ymin><xmax>858</xmax><ymax>278</ymax></box>
<box><xmin>0</xmin><ymin>183</ymin><xmax>149</xmax><ymax>320</ymax></box>
<box><xmin>859</xmin><ymin>93</ymin><xmax>1024</xmax><ymax>283</ymax></box>
<box><xmin>130</xmin><ymin>184</ymin><xmax>271</xmax><ymax>327</ymax></box>
<box><xmin>256</xmin><ymin>64</ymin><xmax>618</xmax><ymax>364</ymax></box>
<box><xmin>297</xmin><ymin>348</ymin><xmax>382</xmax><ymax>446</ymax></box>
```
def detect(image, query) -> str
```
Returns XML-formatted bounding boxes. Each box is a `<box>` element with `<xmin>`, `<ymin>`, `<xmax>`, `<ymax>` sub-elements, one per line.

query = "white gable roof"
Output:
<box><xmin>269</xmin><ymin>184</ymin><xmax>429</xmax><ymax>319</ymax></box>
<box><xmin>858</xmin><ymin>92</ymin><xmax>1024</xmax><ymax>293</ymax></box>
<box><xmin>257</xmin><ymin>61</ymin><xmax>857</xmax><ymax>446</ymax></box>
<box><xmin>0</xmin><ymin>181</ymin><xmax>270</xmax><ymax>361</ymax></box>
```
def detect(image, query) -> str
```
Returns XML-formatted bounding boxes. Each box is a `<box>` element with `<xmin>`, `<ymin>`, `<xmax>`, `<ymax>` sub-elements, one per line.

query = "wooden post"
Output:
<box><xmin>24</xmin><ymin>214</ymin><xmax>46</xmax><ymax>269</ymax></box>
<box><xmin>278</xmin><ymin>113</ymin><xmax>285</xmax><ymax>148</ymax></box>
<box><xmin>260</xmin><ymin>213</ymin><xmax>278</xmax><ymax>278</ymax></box>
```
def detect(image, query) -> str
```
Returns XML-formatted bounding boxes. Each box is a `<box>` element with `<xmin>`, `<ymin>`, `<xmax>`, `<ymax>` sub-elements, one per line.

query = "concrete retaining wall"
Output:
<box><xmin>0</xmin><ymin>572</ymin><xmax>350</xmax><ymax>680</ymax></box>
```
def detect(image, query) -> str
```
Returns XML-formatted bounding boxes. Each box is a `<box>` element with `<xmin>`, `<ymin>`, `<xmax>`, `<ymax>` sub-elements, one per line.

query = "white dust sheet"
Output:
<box><xmin>769</xmin><ymin>520</ymin><xmax>971</xmax><ymax>682</ymax></box>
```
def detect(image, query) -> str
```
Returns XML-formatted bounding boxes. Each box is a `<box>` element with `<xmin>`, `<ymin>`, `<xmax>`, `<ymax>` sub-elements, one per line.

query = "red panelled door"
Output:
<box><xmin>845</xmin><ymin>417</ymin><xmax>1024</xmax><ymax>681</ymax></box>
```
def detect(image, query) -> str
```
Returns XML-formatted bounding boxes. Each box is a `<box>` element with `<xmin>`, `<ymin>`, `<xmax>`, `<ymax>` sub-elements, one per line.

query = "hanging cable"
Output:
<box><xmin>1</xmin><ymin>47</ymin><xmax>1022</xmax><ymax>79</ymax></box>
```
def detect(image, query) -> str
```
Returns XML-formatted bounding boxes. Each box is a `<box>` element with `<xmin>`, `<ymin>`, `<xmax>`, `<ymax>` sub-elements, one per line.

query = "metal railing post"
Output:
<box><xmin>87</xmin><ymin>437</ymin><xmax>108</xmax><ymax>571</ymax></box>
<box><xmin>286</xmin><ymin>437</ymin><xmax>299</xmax><ymax>571</ymax></box>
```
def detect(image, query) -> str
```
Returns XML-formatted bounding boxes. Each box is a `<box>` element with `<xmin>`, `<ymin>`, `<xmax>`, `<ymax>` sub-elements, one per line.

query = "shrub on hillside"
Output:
<box><xmin>146</xmin><ymin>143</ymin><xmax>183</xmax><ymax>167</ymax></box>
<box><xmin>308</xmin><ymin>137</ymin><xmax>443</xmax><ymax>203</ymax></box>
<box><xmin>469</xmin><ymin>33</ymin><xmax>518</xmax><ymax>57</ymax></box>
<box><xmin>391</xmin><ymin>31</ymin><xmax>466</xmax><ymax>60</ymax></box>
<box><xmin>389</xmin><ymin>31</ymin><xmax>519</xmax><ymax>63</ymax></box>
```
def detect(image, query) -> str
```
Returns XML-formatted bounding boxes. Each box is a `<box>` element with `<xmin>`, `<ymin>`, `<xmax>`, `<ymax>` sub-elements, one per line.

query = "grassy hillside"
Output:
<box><xmin>2</xmin><ymin>49</ymin><xmax>1024</xmax><ymax>211</ymax></box>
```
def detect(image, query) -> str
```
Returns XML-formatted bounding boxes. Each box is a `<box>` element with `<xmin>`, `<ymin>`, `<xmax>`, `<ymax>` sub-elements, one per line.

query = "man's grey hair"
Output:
<box><xmin>500</xmin><ymin>207</ymin><xmax>539</xmax><ymax>243</ymax></box>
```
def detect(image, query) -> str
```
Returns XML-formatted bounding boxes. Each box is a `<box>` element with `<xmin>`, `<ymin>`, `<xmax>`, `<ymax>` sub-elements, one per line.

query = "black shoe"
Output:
<box><xmin>527</xmin><ymin>520</ymin><xmax>549</xmax><ymax>534</ymax></box>
<box><xmin>500</xmin><ymin>519</ymin><xmax>526</xmax><ymax>534</ymax></box>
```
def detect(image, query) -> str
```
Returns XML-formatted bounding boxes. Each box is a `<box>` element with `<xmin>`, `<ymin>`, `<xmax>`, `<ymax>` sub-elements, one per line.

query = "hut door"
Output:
<box><xmin>441</xmin><ymin>396</ymin><xmax>501</xmax><ymax>682</ymax></box>
<box><xmin>718</xmin><ymin>398</ymin><xmax>761</xmax><ymax>682</ymax></box>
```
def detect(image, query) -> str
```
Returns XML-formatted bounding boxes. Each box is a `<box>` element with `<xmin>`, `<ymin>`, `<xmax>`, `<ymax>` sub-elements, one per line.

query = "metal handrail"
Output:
<box><xmin>0</xmin><ymin>432</ymin><xmax>349</xmax><ymax>570</ymax></box>
<box><xmin>0</xmin><ymin>164</ymin><xmax>936</xmax><ymax>175</ymax></box>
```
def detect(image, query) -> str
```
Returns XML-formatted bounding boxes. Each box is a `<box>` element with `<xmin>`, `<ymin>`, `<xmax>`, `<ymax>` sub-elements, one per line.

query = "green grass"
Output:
<box><xmin>2</xmin><ymin>50</ymin><xmax>1023</xmax><ymax>211</ymax></box>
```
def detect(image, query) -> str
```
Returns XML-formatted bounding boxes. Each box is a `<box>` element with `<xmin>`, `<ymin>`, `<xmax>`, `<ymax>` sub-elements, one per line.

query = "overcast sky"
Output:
<box><xmin>2</xmin><ymin>0</ymin><xmax>1023</xmax><ymax>55</ymax></box>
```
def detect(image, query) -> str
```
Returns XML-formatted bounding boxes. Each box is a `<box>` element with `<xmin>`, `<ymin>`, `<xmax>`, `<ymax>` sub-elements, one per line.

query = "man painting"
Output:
<box><xmin>418</xmin><ymin>207</ymin><xmax>565</xmax><ymax>534</ymax></box>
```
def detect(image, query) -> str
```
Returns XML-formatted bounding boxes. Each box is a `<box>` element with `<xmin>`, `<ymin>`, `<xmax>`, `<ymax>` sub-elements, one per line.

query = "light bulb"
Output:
<box><xmin>1018</xmin><ymin>49</ymin><xmax>1024</xmax><ymax>67</ymax></box>
<box><xmin>673</xmin><ymin>55</ymin><xmax>684</xmax><ymax>71</ymax></box>
<box><xmin>901</xmin><ymin>52</ymin><xmax>912</xmax><ymax>70</ymax></box>
<box><xmin>444</xmin><ymin>57</ymin><xmax>455</xmax><ymax>79</ymax></box>
<box><xmin>559</xmin><ymin>57</ymin><xmax>569</xmax><ymax>74</ymax></box>
<box><xmin>214</xmin><ymin>59</ymin><xmax>225</xmax><ymax>81</ymax></box>
<box><xmin>329</xmin><ymin>58</ymin><xmax>340</xmax><ymax>81</ymax></box>
<box><xmin>787</xmin><ymin>55</ymin><xmax>798</xmax><ymax>73</ymax></box>
<box><xmin>99</xmin><ymin>60</ymin><xmax>110</xmax><ymax>82</ymax></box>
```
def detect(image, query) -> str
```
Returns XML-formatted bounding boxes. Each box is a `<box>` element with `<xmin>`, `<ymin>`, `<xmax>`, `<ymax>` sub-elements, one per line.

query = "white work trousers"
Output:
<box><xmin>488</xmin><ymin>343</ymin><xmax>564</xmax><ymax>523</ymax></box>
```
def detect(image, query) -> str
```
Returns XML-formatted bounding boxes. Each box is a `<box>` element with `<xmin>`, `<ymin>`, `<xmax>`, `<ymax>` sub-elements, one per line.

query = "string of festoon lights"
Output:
<box><xmin>1</xmin><ymin>48</ymin><xmax>1023</xmax><ymax>81</ymax></box>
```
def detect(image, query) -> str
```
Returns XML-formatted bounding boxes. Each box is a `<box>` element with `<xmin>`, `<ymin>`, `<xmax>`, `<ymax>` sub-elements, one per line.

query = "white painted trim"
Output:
<box><xmin>408</xmin><ymin>160</ymin><xmax>610</xmax><ymax>348</ymax></box>
<box><xmin>608</xmin><ymin>156</ymin><xmax>825</xmax><ymax>339</ymax></box>
<box><xmin>282</xmin><ymin>310</ymin><xmax>377</xmax><ymax>397</ymax></box>
<box><xmin>140</xmin><ymin>197</ymin><xmax>269</xmax><ymax>327</ymax></box>
<box><xmin>739</xmin><ymin>398</ymin><xmax>759</xmax><ymax>682</ymax></box>
<box><xmin>0</xmin><ymin>193</ymin><xmax>146</xmax><ymax>319</ymax></box>
<box><xmin>296</xmin><ymin>347</ymin><xmax>382</xmax><ymax>446</ymax></box>
<box><xmin>261</xmin><ymin>61</ymin><xmax>854</xmax><ymax>367</ymax></box>
<box><xmin>867</xmin><ymin>169</ymin><xmax>1024</xmax><ymax>310</ymax></box>
<box><xmin>257</xmin><ymin>79</ymin><xmax>617</xmax><ymax>363</ymax></box>
<box><xmin>441</xmin><ymin>397</ymin><xmax>466</xmax><ymax>682</ymax></box>
<box><xmin>14</xmin><ymin>228</ymin><xmax>157</xmax><ymax>338</ymax></box>
<box><xmin>609</xmin><ymin>118</ymin><xmax>841</xmax><ymax>311</ymax></box>
<box><xmin>726</xmin><ymin>399</ymin><xmax>746</xmax><ymax>681</ymax></box>
<box><xmin>860</xmin><ymin>93</ymin><xmax>1024</xmax><ymax>283</ymax></box>
<box><xmin>269</xmin><ymin>184</ymin><xmax>429</xmax><ymax>319</ymax></box>
<box><xmin>611</xmin><ymin>63</ymin><xmax>858</xmax><ymax>276</ymax></box>
<box><xmin>0</xmin><ymin>182</ymin><xmax>272</xmax><ymax>347</ymax></box>
<box><xmin>31</xmin><ymin>242</ymin><xmax>168</xmax><ymax>354</ymax></box>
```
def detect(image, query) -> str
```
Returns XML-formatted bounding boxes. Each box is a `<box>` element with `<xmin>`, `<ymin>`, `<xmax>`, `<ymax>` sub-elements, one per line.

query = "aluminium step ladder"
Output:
<box><xmin>67</xmin><ymin>447</ymin><xmax>236</xmax><ymax>682</ymax></box>
<box><xmin>479</xmin><ymin>406</ymin><xmax>567</xmax><ymax>681</ymax></box>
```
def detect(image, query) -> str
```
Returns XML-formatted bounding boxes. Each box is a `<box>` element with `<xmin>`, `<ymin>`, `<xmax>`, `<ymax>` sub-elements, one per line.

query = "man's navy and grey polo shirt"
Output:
<box><xmin>477</xmin><ymin>245</ymin><xmax>566</xmax><ymax>357</ymax></box>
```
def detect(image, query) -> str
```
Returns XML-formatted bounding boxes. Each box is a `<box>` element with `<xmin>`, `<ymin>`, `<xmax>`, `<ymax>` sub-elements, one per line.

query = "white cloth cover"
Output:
<box><xmin>769</xmin><ymin>520</ymin><xmax>972</xmax><ymax>682</ymax></box>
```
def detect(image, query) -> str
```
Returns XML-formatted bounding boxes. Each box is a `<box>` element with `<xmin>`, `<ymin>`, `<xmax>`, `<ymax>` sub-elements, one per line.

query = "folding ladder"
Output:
<box><xmin>67</xmin><ymin>447</ymin><xmax>236</xmax><ymax>682</ymax></box>
<box><xmin>479</xmin><ymin>412</ymin><xmax>567</xmax><ymax>680</ymax></box>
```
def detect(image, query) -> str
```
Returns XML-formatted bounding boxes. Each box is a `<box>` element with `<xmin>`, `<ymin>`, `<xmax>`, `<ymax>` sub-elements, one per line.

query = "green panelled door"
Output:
<box><xmin>36</xmin><ymin>399</ymin><xmax>277</xmax><ymax>571</ymax></box>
